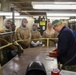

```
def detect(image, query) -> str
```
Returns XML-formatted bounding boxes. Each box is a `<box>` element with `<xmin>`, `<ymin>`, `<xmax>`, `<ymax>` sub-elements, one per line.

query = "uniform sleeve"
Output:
<box><xmin>58</xmin><ymin>31</ymin><xmax>69</xmax><ymax>56</ymax></box>
<box><xmin>38</xmin><ymin>32</ymin><xmax>42</xmax><ymax>38</ymax></box>
<box><xmin>28</xmin><ymin>30</ymin><xmax>31</xmax><ymax>39</ymax></box>
<box><xmin>42</xmin><ymin>31</ymin><xmax>46</xmax><ymax>38</ymax></box>
<box><xmin>38</xmin><ymin>32</ymin><xmax>42</xmax><ymax>42</ymax></box>
<box><xmin>16</xmin><ymin>28</ymin><xmax>22</xmax><ymax>40</ymax></box>
<box><xmin>54</xmin><ymin>31</ymin><xmax>58</xmax><ymax>38</ymax></box>
<box><xmin>0</xmin><ymin>29</ymin><xmax>5</xmax><ymax>33</ymax></box>
<box><xmin>53</xmin><ymin>31</ymin><xmax>58</xmax><ymax>43</ymax></box>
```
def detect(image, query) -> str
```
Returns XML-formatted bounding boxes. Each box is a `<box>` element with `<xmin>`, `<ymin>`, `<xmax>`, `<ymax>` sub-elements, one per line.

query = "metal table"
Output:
<box><xmin>60</xmin><ymin>70</ymin><xmax>76</xmax><ymax>75</ymax></box>
<box><xmin>2</xmin><ymin>47</ymin><xmax>58</xmax><ymax>75</ymax></box>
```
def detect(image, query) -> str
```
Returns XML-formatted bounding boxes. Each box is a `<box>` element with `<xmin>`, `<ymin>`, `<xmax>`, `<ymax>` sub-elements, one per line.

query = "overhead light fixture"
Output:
<box><xmin>6</xmin><ymin>16</ymin><xmax>27</xmax><ymax>19</ymax></box>
<box><xmin>47</xmin><ymin>16</ymin><xmax>69</xmax><ymax>19</ymax></box>
<box><xmin>32</xmin><ymin>2</ymin><xmax>76</xmax><ymax>10</ymax></box>
<box><xmin>0</xmin><ymin>11</ymin><xmax>20</xmax><ymax>16</ymax></box>
<box><xmin>54</xmin><ymin>2</ymin><xmax>76</xmax><ymax>4</ymax></box>
<box><xmin>69</xmin><ymin>19</ymin><xmax>76</xmax><ymax>22</ymax></box>
<box><xmin>47</xmin><ymin>12</ymin><xmax>76</xmax><ymax>17</ymax></box>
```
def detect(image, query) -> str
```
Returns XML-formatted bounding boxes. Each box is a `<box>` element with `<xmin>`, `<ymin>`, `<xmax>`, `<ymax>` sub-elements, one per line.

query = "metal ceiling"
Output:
<box><xmin>2</xmin><ymin>0</ymin><xmax>76</xmax><ymax>16</ymax></box>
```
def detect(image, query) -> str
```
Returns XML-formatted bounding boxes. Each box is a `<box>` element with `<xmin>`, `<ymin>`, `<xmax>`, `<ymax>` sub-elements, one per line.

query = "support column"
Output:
<box><xmin>1</xmin><ymin>0</ymin><xmax>10</xmax><ymax>11</ymax></box>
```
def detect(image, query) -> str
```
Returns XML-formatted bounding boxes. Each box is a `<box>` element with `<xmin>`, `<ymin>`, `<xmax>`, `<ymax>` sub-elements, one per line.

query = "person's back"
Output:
<box><xmin>58</xmin><ymin>26</ymin><xmax>76</xmax><ymax>65</ymax></box>
<box><xmin>49</xmin><ymin>20</ymin><xmax>76</xmax><ymax>71</ymax></box>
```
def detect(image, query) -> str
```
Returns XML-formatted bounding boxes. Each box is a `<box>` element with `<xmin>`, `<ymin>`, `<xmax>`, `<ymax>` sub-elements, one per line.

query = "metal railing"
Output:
<box><xmin>0</xmin><ymin>38</ymin><xmax>58</xmax><ymax>50</ymax></box>
<box><xmin>32</xmin><ymin>38</ymin><xmax>58</xmax><ymax>47</ymax></box>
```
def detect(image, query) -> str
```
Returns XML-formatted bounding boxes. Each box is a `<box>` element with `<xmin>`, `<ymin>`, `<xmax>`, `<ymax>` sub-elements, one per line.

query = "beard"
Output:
<box><xmin>22</xmin><ymin>24</ymin><xmax>26</xmax><ymax>28</ymax></box>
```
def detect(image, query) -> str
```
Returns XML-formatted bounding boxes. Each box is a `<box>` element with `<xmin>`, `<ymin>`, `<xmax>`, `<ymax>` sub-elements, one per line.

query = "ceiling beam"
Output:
<box><xmin>21</xmin><ymin>10</ymin><xmax>76</xmax><ymax>12</ymax></box>
<box><xmin>12</xmin><ymin>0</ymin><xmax>76</xmax><ymax>3</ymax></box>
<box><xmin>11</xmin><ymin>0</ymin><xmax>55</xmax><ymax>3</ymax></box>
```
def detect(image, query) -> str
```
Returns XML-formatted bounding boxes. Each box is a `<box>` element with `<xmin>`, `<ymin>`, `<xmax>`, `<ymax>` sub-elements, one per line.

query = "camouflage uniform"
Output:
<box><xmin>31</xmin><ymin>30</ymin><xmax>42</xmax><ymax>47</ymax></box>
<box><xmin>0</xmin><ymin>19</ymin><xmax>17</xmax><ymax>66</ymax></box>
<box><xmin>16</xmin><ymin>19</ymin><xmax>31</xmax><ymax>49</ymax></box>
<box><xmin>43</xmin><ymin>29</ymin><xmax>57</xmax><ymax>46</ymax></box>
<box><xmin>31</xmin><ymin>31</ymin><xmax>41</xmax><ymax>42</ymax></box>
<box><xmin>43</xmin><ymin>27</ymin><xmax>58</xmax><ymax>47</ymax></box>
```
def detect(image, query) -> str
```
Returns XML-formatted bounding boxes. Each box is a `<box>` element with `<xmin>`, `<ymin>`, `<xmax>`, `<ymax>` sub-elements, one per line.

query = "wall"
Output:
<box><xmin>0</xmin><ymin>17</ymin><xmax>3</xmax><ymax>30</ymax></box>
<box><xmin>26</xmin><ymin>17</ymin><xmax>34</xmax><ymax>30</ymax></box>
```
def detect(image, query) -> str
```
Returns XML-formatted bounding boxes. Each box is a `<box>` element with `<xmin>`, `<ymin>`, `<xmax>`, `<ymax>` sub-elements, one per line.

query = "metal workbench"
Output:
<box><xmin>2</xmin><ymin>47</ymin><xmax>58</xmax><ymax>75</ymax></box>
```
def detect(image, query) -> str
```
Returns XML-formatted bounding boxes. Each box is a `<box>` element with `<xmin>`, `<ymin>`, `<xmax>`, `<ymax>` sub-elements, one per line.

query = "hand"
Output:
<box><xmin>31</xmin><ymin>41</ymin><xmax>39</xmax><ymax>46</ymax></box>
<box><xmin>42</xmin><ymin>44</ymin><xmax>45</xmax><ymax>47</ymax></box>
<box><xmin>31</xmin><ymin>41</ymin><xmax>35</xmax><ymax>45</ymax></box>
<box><xmin>31</xmin><ymin>41</ymin><xmax>36</xmax><ymax>46</ymax></box>
<box><xmin>49</xmin><ymin>51</ymin><xmax>58</xmax><ymax>57</ymax></box>
<box><xmin>54</xmin><ymin>48</ymin><xmax>58</xmax><ymax>52</ymax></box>
<box><xmin>34</xmin><ymin>41</ymin><xmax>40</xmax><ymax>46</ymax></box>
<box><xmin>36</xmin><ymin>41</ymin><xmax>40</xmax><ymax>44</ymax></box>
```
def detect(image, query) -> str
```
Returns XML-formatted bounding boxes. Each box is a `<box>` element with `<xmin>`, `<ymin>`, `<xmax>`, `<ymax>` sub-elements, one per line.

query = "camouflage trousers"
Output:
<box><xmin>18</xmin><ymin>41</ymin><xmax>30</xmax><ymax>49</ymax></box>
<box><xmin>62</xmin><ymin>65</ymin><xmax>76</xmax><ymax>72</ymax></box>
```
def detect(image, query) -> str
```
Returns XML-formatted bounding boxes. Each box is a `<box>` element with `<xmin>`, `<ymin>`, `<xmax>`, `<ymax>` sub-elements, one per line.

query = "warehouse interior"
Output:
<box><xmin>0</xmin><ymin>0</ymin><xmax>76</xmax><ymax>75</ymax></box>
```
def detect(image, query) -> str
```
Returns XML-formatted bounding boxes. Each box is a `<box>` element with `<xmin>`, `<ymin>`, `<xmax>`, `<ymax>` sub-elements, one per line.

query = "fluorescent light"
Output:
<box><xmin>54</xmin><ymin>2</ymin><xmax>76</xmax><ymax>4</ymax></box>
<box><xmin>47</xmin><ymin>17</ymin><xmax>69</xmax><ymax>19</ymax></box>
<box><xmin>32</xmin><ymin>2</ymin><xmax>76</xmax><ymax>10</ymax></box>
<box><xmin>32</xmin><ymin>2</ymin><xmax>76</xmax><ymax>5</ymax></box>
<box><xmin>0</xmin><ymin>11</ymin><xmax>20</xmax><ymax>16</ymax></box>
<box><xmin>6</xmin><ymin>16</ymin><xmax>27</xmax><ymax>19</ymax></box>
<box><xmin>69</xmin><ymin>19</ymin><xmax>76</xmax><ymax>22</ymax></box>
<box><xmin>47</xmin><ymin>13</ymin><xmax>76</xmax><ymax>17</ymax></box>
<box><xmin>33</xmin><ymin>5</ymin><xmax>76</xmax><ymax>10</ymax></box>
